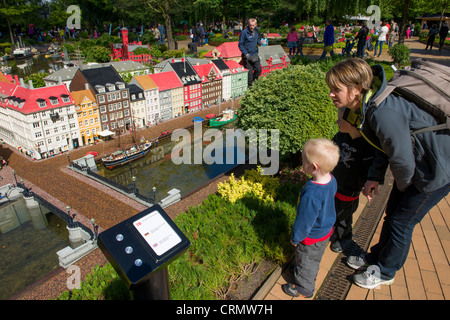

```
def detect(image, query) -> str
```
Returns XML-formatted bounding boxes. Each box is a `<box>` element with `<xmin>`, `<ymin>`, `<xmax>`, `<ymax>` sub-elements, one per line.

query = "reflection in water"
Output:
<box><xmin>2</xmin><ymin>54</ymin><xmax>64</xmax><ymax>79</ymax></box>
<box><xmin>0</xmin><ymin>198</ymin><xmax>69</xmax><ymax>300</ymax></box>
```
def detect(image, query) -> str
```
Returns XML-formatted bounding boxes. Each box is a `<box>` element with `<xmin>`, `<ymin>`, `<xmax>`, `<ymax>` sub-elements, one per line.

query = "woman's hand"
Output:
<box><xmin>363</xmin><ymin>180</ymin><xmax>379</xmax><ymax>202</ymax></box>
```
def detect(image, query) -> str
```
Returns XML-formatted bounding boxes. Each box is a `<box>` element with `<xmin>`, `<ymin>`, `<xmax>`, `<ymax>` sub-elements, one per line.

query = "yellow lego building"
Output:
<box><xmin>71</xmin><ymin>89</ymin><xmax>101</xmax><ymax>146</ymax></box>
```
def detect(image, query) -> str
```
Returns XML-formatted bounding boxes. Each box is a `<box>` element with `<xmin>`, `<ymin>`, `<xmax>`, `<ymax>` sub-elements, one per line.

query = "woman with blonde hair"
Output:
<box><xmin>325</xmin><ymin>58</ymin><xmax>449</xmax><ymax>289</ymax></box>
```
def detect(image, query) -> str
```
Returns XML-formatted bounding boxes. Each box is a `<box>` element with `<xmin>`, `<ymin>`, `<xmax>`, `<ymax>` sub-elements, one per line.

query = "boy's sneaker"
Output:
<box><xmin>281</xmin><ymin>283</ymin><xmax>313</xmax><ymax>298</ymax></box>
<box><xmin>353</xmin><ymin>267</ymin><xmax>395</xmax><ymax>289</ymax></box>
<box><xmin>346</xmin><ymin>254</ymin><xmax>369</xmax><ymax>270</ymax></box>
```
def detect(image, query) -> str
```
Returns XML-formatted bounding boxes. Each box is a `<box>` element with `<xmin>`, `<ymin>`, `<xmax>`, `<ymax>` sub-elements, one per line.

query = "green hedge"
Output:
<box><xmin>237</xmin><ymin>63</ymin><xmax>338</xmax><ymax>156</ymax></box>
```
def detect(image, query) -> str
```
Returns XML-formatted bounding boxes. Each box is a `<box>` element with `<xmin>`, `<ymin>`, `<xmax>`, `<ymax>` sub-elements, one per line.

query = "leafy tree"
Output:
<box><xmin>25</xmin><ymin>73</ymin><xmax>49</xmax><ymax>88</ymax></box>
<box><xmin>140</xmin><ymin>30</ymin><xmax>158</xmax><ymax>46</ymax></box>
<box><xmin>132</xmin><ymin>46</ymin><xmax>151</xmax><ymax>55</ymax></box>
<box><xmin>0</xmin><ymin>0</ymin><xmax>34</xmax><ymax>44</ymax></box>
<box><xmin>84</xmin><ymin>45</ymin><xmax>111</xmax><ymax>62</ymax></box>
<box><xmin>237</xmin><ymin>64</ymin><xmax>338</xmax><ymax>157</ymax></box>
<box><xmin>142</xmin><ymin>0</ymin><xmax>179</xmax><ymax>50</ymax></box>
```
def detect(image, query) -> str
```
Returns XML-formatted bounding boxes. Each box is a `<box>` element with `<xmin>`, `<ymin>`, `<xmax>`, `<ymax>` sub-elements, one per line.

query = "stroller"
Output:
<box><xmin>341</xmin><ymin>37</ymin><xmax>357</xmax><ymax>56</ymax></box>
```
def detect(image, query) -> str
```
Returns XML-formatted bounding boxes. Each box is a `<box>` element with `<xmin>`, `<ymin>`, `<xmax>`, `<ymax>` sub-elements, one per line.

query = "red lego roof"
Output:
<box><xmin>224</xmin><ymin>60</ymin><xmax>248</xmax><ymax>73</ymax></box>
<box><xmin>266</xmin><ymin>33</ymin><xmax>282</xmax><ymax>38</ymax></box>
<box><xmin>0</xmin><ymin>82</ymin><xmax>74</xmax><ymax>114</ymax></box>
<box><xmin>204</xmin><ymin>41</ymin><xmax>242</xmax><ymax>58</ymax></box>
<box><xmin>192</xmin><ymin>63</ymin><xmax>222</xmax><ymax>83</ymax></box>
<box><xmin>148</xmin><ymin>71</ymin><xmax>183</xmax><ymax>91</ymax></box>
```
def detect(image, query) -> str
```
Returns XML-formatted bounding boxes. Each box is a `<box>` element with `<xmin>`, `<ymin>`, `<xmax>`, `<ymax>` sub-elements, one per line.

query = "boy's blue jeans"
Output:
<box><xmin>366</xmin><ymin>182</ymin><xmax>449</xmax><ymax>279</ymax></box>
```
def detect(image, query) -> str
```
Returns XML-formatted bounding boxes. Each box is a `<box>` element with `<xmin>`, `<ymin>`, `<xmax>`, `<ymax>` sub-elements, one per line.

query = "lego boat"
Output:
<box><xmin>102</xmin><ymin>141</ymin><xmax>152</xmax><ymax>169</ymax></box>
<box><xmin>209</xmin><ymin>109</ymin><xmax>237</xmax><ymax>127</ymax></box>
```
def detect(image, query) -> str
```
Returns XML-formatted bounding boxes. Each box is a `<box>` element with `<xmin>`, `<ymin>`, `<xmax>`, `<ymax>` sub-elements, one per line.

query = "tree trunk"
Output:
<box><xmin>398</xmin><ymin>0</ymin><xmax>410</xmax><ymax>44</ymax></box>
<box><xmin>164</xmin><ymin>13</ymin><xmax>175</xmax><ymax>50</ymax></box>
<box><xmin>439</xmin><ymin>8</ymin><xmax>446</xmax><ymax>29</ymax></box>
<box><xmin>3</xmin><ymin>0</ymin><xmax>15</xmax><ymax>45</ymax></box>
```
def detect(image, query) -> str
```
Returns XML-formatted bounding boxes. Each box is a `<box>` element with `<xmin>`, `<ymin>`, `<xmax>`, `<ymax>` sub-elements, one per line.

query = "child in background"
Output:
<box><xmin>329</xmin><ymin>108</ymin><xmax>375</xmax><ymax>253</ymax></box>
<box><xmin>282</xmin><ymin>138</ymin><xmax>340</xmax><ymax>298</ymax></box>
<box><xmin>260</xmin><ymin>33</ymin><xmax>268</xmax><ymax>46</ymax></box>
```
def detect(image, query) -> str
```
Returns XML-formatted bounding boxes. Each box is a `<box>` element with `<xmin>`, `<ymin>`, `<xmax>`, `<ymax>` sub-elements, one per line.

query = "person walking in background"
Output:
<box><xmin>282</xmin><ymin>138</ymin><xmax>340</xmax><ymax>298</ymax></box>
<box><xmin>387</xmin><ymin>23</ymin><xmax>397</xmax><ymax>49</ymax></box>
<box><xmin>425</xmin><ymin>24</ymin><xmax>439</xmax><ymax>51</ymax></box>
<box><xmin>152</xmin><ymin>26</ymin><xmax>160</xmax><ymax>42</ymax></box>
<box><xmin>356</xmin><ymin>22</ymin><xmax>369</xmax><ymax>58</ymax></box>
<box><xmin>296</xmin><ymin>31</ymin><xmax>305</xmax><ymax>56</ymax></box>
<box><xmin>238</xmin><ymin>18</ymin><xmax>262</xmax><ymax>87</ymax></box>
<box><xmin>406</xmin><ymin>27</ymin><xmax>411</xmax><ymax>39</ymax></box>
<box><xmin>374</xmin><ymin>21</ymin><xmax>389</xmax><ymax>57</ymax></box>
<box><xmin>287</xmin><ymin>26</ymin><xmax>298</xmax><ymax>56</ymax></box>
<box><xmin>198</xmin><ymin>23</ymin><xmax>205</xmax><ymax>46</ymax></box>
<box><xmin>438</xmin><ymin>22</ymin><xmax>448</xmax><ymax>51</ymax></box>
<box><xmin>320</xmin><ymin>19</ymin><xmax>335</xmax><ymax>59</ymax></box>
<box><xmin>157</xmin><ymin>23</ymin><xmax>166</xmax><ymax>45</ymax></box>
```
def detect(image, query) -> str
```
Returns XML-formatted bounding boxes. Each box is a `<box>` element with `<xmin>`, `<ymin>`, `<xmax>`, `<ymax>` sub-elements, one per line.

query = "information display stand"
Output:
<box><xmin>98</xmin><ymin>204</ymin><xmax>190</xmax><ymax>299</ymax></box>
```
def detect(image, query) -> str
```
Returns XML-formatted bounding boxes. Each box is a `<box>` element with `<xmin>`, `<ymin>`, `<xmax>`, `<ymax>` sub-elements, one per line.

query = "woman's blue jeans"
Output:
<box><xmin>366</xmin><ymin>182</ymin><xmax>450</xmax><ymax>279</ymax></box>
<box><xmin>374</xmin><ymin>40</ymin><xmax>385</xmax><ymax>56</ymax></box>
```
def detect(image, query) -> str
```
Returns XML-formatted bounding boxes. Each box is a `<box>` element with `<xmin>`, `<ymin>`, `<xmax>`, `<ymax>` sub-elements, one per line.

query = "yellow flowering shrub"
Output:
<box><xmin>217</xmin><ymin>167</ymin><xmax>280</xmax><ymax>204</ymax></box>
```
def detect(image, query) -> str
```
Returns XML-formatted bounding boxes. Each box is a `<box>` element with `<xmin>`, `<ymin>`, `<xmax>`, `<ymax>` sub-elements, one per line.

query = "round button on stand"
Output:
<box><xmin>134</xmin><ymin>259</ymin><xmax>143</xmax><ymax>267</ymax></box>
<box><xmin>116</xmin><ymin>234</ymin><xmax>124</xmax><ymax>241</ymax></box>
<box><xmin>125</xmin><ymin>246</ymin><xmax>133</xmax><ymax>254</ymax></box>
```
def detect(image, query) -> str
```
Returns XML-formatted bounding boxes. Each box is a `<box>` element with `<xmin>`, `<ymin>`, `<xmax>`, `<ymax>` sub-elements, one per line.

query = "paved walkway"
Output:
<box><xmin>256</xmin><ymin>37</ymin><xmax>450</xmax><ymax>301</ymax></box>
<box><xmin>259</xmin><ymin>193</ymin><xmax>450</xmax><ymax>300</ymax></box>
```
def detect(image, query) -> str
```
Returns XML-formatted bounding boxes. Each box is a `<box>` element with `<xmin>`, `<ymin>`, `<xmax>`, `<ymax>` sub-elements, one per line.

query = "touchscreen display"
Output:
<box><xmin>133</xmin><ymin>210</ymin><xmax>182</xmax><ymax>256</ymax></box>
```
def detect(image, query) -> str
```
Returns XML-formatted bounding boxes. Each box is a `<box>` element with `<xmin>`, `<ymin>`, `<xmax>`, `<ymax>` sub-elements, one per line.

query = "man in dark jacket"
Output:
<box><xmin>238</xmin><ymin>18</ymin><xmax>261</xmax><ymax>87</ymax></box>
<box><xmin>356</xmin><ymin>22</ymin><xmax>369</xmax><ymax>58</ymax></box>
<box><xmin>158</xmin><ymin>24</ymin><xmax>165</xmax><ymax>45</ymax></box>
<box><xmin>320</xmin><ymin>19</ymin><xmax>335</xmax><ymax>60</ymax></box>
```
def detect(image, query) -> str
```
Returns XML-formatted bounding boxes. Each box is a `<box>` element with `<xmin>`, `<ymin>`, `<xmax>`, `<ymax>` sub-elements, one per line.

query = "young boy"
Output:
<box><xmin>282</xmin><ymin>138</ymin><xmax>340</xmax><ymax>298</ymax></box>
<box><xmin>329</xmin><ymin>108</ymin><xmax>375</xmax><ymax>252</ymax></box>
<box><xmin>260</xmin><ymin>33</ymin><xmax>268</xmax><ymax>46</ymax></box>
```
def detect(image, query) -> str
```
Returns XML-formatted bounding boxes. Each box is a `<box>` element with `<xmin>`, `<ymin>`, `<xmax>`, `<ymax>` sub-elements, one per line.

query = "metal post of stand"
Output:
<box><xmin>132</xmin><ymin>267</ymin><xmax>170</xmax><ymax>300</ymax></box>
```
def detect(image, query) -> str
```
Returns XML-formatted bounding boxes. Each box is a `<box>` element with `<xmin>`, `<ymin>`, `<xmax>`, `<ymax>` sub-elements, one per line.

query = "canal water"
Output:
<box><xmin>0</xmin><ymin>197</ymin><xmax>69</xmax><ymax>300</ymax></box>
<box><xmin>95</xmin><ymin>123</ymin><xmax>248</xmax><ymax>203</ymax></box>
<box><xmin>1</xmin><ymin>54</ymin><xmax>64</xmax><ymax>79</ymax></box>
